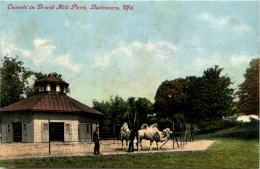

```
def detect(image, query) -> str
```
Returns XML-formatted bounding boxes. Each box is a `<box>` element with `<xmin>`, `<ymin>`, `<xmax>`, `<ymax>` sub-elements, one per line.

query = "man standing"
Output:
<box><xmin>93</xmin><ymin>127</ymin><xmax>100</xmax><ymax>155</ymax></box>
<box><xmin>128</xmin><ymin>129</ymin><xmax>135</xmax><ymax>152</ymax></box>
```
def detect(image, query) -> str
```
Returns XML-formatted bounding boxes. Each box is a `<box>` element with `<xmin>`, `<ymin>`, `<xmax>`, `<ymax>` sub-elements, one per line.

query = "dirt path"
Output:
<box><xmin>0</xmin><ymin>140</ymin><xmax>214</xmax><ymax>160</ymax></box>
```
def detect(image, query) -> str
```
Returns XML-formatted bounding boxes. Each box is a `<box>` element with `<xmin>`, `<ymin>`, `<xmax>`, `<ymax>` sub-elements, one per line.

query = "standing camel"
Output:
<box><xmin>137</xmin><ymin>123</ymin><xmax>172</xmax><ymax>150</ymax></box>
<box><xmin>120</xmin><ymin>122</ymin><xmax>131</xmax><ymax>150</ymax></box>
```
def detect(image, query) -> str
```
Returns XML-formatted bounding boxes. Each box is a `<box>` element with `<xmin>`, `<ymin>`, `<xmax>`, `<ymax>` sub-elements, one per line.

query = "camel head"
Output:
<box><xmin>121</xmin><ymin>122</ymin><xmax>130</xmax><ymax>133</ymax></box>
<box><xmin>162</xmin><ymin>128</ymin><xmax>173</xmax><ymax>138</ymax></box>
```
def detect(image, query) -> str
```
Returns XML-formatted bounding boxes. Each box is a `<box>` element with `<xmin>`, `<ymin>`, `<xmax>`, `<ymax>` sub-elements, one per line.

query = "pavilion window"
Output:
<box><xmin>66</xmin><ymin>124</ymin><xmax>70</xmax><ymax>134</ymax></box>
<box><xmin>87</xmin><ymin>124</ymin><xmax>90</xmax><ymax>133</ymax></box>
<box><xmin>51</xmin><ymin>84</ymin><xmax>56</xmax><ymax>91</ymax></box>
<box><xmin>23</xmin><ymin>124</ymin><xmax>27</xmax><ymax>136</ymax></box>
<box><xmin>8</xmin><ymin>124</ymin><xmax>11</xmax><ymax>136</ymax></box>
<box><xmin>86</xmin><ymin>124</ymin><xmax>92</xmax><ymax>133</ymax></box>
<box><xmin>43</xmin><ymin>124</ymin><xmax>48</xmax><ymax>134</ymax></box>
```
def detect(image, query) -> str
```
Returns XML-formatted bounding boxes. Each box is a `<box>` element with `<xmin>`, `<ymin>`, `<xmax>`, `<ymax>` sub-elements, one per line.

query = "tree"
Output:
<box><xmin>25</xmin><ymin>72</ymin><xmax>70</xmax><ymax>97</ymax></box>
<box><xmin>93</xmin><ymin>96</ymin><xmax>153</xmax><ymax>138</ymax></box>
<box><xmin>1</xmin><ymin>56</ymin><xmax>70</xmax><ymax>107</ymax></box>
<box><xmin>236</xmin><ymin>58</ymin><xmax>259</xmax><ymax>116</ymax></box>
<box><xmin>154</xmin><ymin>66</ymin><xmax>234</xmax><ymax>127</ymax></box>
<box><xmin>93</xmin><ymin>96</ymin><xmax>129</xmax><ymax>138</ymax></box>
<box><xmin>135</xmin><ymin>97</ymin><xmax>153</xmax><ymax>127</ymax></box>
<box><xmin>126</xmin><ymin>97</ymin><xmax>153</xmax><ymax>129</ymax></box>
<box><xmin>154</xmin><ymin>78</ymin><xmax>189</xmax><ymax>124</ymax></box>
<box><xmin>1</xmin><ymin>56</ymin><xmax>33</xmax><ymax>107</ymax></box>
<box><xmin>194</xmin><ymin>66</ymin><xmax>234</xmax><ymax>122</ymax></box>
<box><xmin>127</xmin><ymin>97</ymin><xmax>137</xmax><ymax>128</ymax></box>
<box><xmin>183</xmin><ymin>76</ymin><xmax>202</xmax><ymax>124</ymax></box>
<box><xmin>93</xmin><ymin>99</ymin><xmax>114</xmax><ymax>137</ymax></box>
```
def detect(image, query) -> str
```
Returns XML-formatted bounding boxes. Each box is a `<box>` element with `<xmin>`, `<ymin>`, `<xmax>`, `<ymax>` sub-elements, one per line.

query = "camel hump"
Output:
<box><xmin>150</xmin><ymin>123</ymin><xmax>158</xmax><ymax>128</ymax></box>
<box><xmin>140</xmin><ymin>123</ymin><xmax>148</xmax><ymax>129</ymax></box>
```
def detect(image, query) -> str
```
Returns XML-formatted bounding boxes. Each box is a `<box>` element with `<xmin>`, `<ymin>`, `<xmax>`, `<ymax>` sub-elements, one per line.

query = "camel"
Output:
<box><xmin>120</xmin><ymin>122</ymin><xmax>131</xmax><ymax>150</ymax></box>
<box><xmin>137</xmin><ymin>123</ymin><xmax>172</xmax><ymax>150</ymax></box>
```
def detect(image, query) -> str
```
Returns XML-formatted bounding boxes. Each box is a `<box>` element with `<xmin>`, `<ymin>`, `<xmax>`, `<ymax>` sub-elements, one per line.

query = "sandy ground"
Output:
<box><xmin>0</xmin><ymin>140</ymin><xmax>215</xmax><ymax>160</ymax></box>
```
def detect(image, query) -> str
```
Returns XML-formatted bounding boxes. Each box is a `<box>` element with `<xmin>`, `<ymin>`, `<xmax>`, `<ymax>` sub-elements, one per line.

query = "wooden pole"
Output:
<box><xmin>48</xmin><ymin>118</ymin><xmax>51</xmax><ymax>154</ymax></box>
<box><xmin>159</xmin><ymin>139</ymin><xmax>170</xmax><ymax>149</ymax></box>
<box><xmin>172</xmin><ymin>121</ymin><xmax>174</xmax><ymax>149</ymax></box>
<box><xmin>181</xmin><ymin>123</ymin><xmax>184</xmax><ymax>148</ymax></box>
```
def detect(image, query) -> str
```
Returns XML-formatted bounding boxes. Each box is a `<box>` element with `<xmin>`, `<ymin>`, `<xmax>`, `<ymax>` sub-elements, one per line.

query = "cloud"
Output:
<box><xmin>1</xmin><ymin>33</ymin><xmax>18</xmax><ymax>57</ymax></box>
<box><xmin>199</xmin><ymin>12</ymin><xmax>230</xmax><ymax>28</ymax></box>
<box><xmin>195</xmin><ymin>54</ymin><xmax>221</xmax><ymax>67</ymax></box>
<box><xmin>2</xmin><ymin>43</ymin><xmax>17</xmax><ymax>58</ymax></box>
<box><xmin>21</xmin><ymin>38</ymin><xmax>56</xmax><ymax>66</ymax></box>
<box><xmin>64</xmin><ymin>19</ymin><xmax>92</xmax><ymax>30</ymax></box>
<box><xmin>231</xmin><ymin>53</ymin><xmax>259</xmax><ymax>66</ymax></box>
<box><xmin>5</xmin><ymin>38</ymin><xmax>81</xmax><ymax>73</ymax></box>
<box><xmin>56</xmin><ymin>54</ymin><xmax>81</xmax><ymax>73</ymax></box>
<box><xmin>92</xmin><ymin>41</ymin><xmax>178</xmax><ymax>68</ymax></box>
<box><xmin>93</xmin><ymin>50</ymin><xmax>116</xmax><ymax>68</ymax></box>
<box><xmin>231</xmin><ymin>25</ymin><xmax>250</xmax><ymax>32</ymax></box>
<box><xmin>198</xmin><ymin>12</ymin><xmax>250</xmax><ymax>33</ymax></box>
<box><xmin>89</xmin><ymin>40</ymin><xmax>179</xmax><ymax>101</ymax></box>
<box><xmin>34</xmin><ymin>38</ymin><xmax>51</xmax><ymax>47</ymax></box>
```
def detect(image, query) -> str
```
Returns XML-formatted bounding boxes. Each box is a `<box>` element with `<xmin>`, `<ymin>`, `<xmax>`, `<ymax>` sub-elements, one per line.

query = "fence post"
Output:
<box><xmin>48</xmin><ymin>118</ymin><xmax>51</xmax><ymax>154</ymax></box>
<box><xmin>172</xmin><ymin>121</ymin><xmax>174</xmax><ymax>149</ymax></box>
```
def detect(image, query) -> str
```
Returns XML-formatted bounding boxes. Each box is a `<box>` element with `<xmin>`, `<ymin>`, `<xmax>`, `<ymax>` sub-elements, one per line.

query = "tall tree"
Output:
<box><xmin>1</xmin><ymin>56</ymin><xmax>70</xmax><ymax>107</ymax></box>
<box><xmin>183</xmin><ymin>76</ymin><xmax>202</xmax><ymax>124</ymax></box>
<box><xmin>126</xmin><ymin>97</ymin><xmax>153</xmax><ymax>129</ymax></box>
<box><xmin>127</xmin><ymin>97</ymin><xmax>137</xmax><ymax>128</ymax></box>
<box><xmin>236</xmin><ymin>58</ymin><xmax>259</xmax><ymax>116</ymax></box>
<box><xmin>154</xmin><ymin>66</ymin><xmax>234</xmax><ymax>126</ymax></box>
<box><xmin>1</xmin><ymin>56</ymin><xmax>33</xmax><ymax>107</ymax></box>
<box><xmin>194</xmin><ymin>66</ymin><xmax>234</xmax><ymax>122</ymax></box>
<box><xmin>154</xmin><ymin>78</ymin><xmax>189</xmax><ymax>124</ymax></box>
<box><xmin>135</xmin><ymin>97</ymin><xmax>153</xmax><ymax>127</ymax></box>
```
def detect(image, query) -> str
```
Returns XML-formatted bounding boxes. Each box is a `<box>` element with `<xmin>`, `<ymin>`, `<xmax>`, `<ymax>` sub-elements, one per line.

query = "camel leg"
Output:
<box><xmin>150</xmin><ymin>141</ymin><xmax>153</xmax><ymax>150</ymax></box>
<box><xmin>139</xmin><ymin>140</ymin><xmax>143</xmax><ymax>150</ymax></box>
<box><xmin>156</xmin><ymin>141</ymin><xmax>159</xmax><ymax>150</ymax></box>
<box><xmin>185</xmin><ymin>130</ymin><xmax>187</xmax><ymax>144</ymax></box>
<box><xmin>191</xmin><ymin>133</ymin><xmax>194</xmax><ymax>142</ymax></box>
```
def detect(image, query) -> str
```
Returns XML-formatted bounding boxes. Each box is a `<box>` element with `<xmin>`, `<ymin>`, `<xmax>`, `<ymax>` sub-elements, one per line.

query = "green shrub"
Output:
<box><xmin>199</xmin><ymin>119</ymin><xmax>259</xmax><ymax>139</ymax></box>
<box><xmin>199</xmin><ymin>119</ymin><xmax>240</xmax><ymax>134</ymax></box>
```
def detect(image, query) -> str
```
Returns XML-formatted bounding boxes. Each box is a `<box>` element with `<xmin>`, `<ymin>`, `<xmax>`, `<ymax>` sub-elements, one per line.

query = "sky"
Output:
<box><xmin>1</xmin><ymin>1</ymin><xmax>259</xmax><ymax>107</ymax></box>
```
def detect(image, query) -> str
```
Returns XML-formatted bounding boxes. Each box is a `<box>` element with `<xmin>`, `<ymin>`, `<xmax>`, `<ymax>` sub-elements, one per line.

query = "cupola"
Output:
<box><xmin>35</xmin><ymin>76</ymin><xmax>69</xmax><ymax>94</ymax></box>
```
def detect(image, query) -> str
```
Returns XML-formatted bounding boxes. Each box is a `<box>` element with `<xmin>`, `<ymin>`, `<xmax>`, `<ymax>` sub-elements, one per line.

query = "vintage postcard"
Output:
<box><xmin>0</xmin><ymin>0</ymin><xmax>259</xmax><ymax>168</ymax></box>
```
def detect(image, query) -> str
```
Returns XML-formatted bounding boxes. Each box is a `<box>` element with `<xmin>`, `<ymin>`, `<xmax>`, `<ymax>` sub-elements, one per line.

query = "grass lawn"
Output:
<box><xmin>0</xmin><ymin>139</ymin><xmax>258</xmax><ymax>168</ymax></box>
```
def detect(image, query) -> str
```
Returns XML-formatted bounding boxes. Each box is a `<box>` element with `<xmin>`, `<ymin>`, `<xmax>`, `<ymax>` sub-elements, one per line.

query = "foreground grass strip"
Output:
<box><xmin>0</xmin><ymin>139</ymin><xmax>258</xmax><ymax>168</ymax></box>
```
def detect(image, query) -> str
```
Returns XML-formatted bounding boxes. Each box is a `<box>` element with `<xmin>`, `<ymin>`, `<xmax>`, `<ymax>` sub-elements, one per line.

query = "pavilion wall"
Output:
<box><xmin>1</xmin><ymin>112</ymin><xmax>34</xmax><ymax>143</ymax></box>
<box><xmin>2</xmin><ymin>111</ymin><xmax>101</xmax><ymax>143</ymax></box>
<box><xmin>33</xmin><ymin>112</ymin><xmax>79</xmax><ymax>142</ymax></box>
